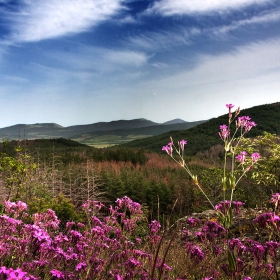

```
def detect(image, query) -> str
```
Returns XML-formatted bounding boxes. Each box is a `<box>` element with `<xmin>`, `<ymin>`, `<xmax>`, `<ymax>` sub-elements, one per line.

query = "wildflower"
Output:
<box><xmin>251</xmin><ymin>242</ymin><xmax>265</xmax><ymax>264</ymax></box>
<box><xmin>213</xmin><ymin>245</ymin><xmax>223</xmax><ymax>256</ymax></box>
<box><xmin>215</xmin><ymin>200</ymin><xmax>231</xmax><ymax>215</ymax></box>
<box><xmin>127</xmin><ymin>258</ymin><xmax>142</xmax><ymax>268</ymax></box>
<box><xmin>264</xmin><ymin>241</ymin><xmax>280</xmax><ymax>257</ymax></box>
<box><xmin>226</xmin><ymin>104</ymin><xmax>234</xmax><ymax>118</ymax></box>
<box><xmin>235</xmin><ymin>151</ymin><xmax>247</xmax><ymax>164</ymax></box>
<box><xmin>270</xmin><ymin>193</ymin><xmax>280</xmax><ymax>210</ymax></box>
<box><xmin>162</xmin><ymin>142</ymin><xmax>173</xmax><ymax>156</ymax></box>
<box><xmin>237</xmin><ymin>116</ymin><xmax>251</xmax><ymax>127</ymax></box>
<box><xmin>186</xmin><ymin>217</ymin><xmax>200</xmax><ymax>227</ymax></box>
<box><xmin>218</xmin><ymin>124</ymin><xmax>230</xmax><ymax>141</ymax></box>
<box><xmin>244</xmin><ymin>121</ymin><xmax>256</xmax><ymax>131</ymax></box>
<box><xmin>251</xmin><ymin>152</ymin><xmax>260</xmax><ymax>163</ymax></box>
<box><xmin>201</xmin><ymin>221</ymin><xmax>226</xmax><ymax>241</ymax></box>
<box><xmin>226</xmin><ymin>104</ymin><xmax>234</xmax><ymax>109</ymax></box>
<box><xmin>4</xmin><ymin>201</ymin><xmax>17</xmax><ymax>214</ymax></box>
<box><xmin>190</xmin><ymin>245</ymin><xmax>205</xmax><ymax>263</ymax></box>
<box><xmin>233</xmin><ymin>201</ymin><xmax>245</xmax><ymax>214</ymax></box>
<box><xmin>253</xmin><ymin>212</ymin><xmax>274</xmax><ymax>227</ymax></box>
<box><xmin>149</xmin><ymin>220</ymin><xmax>161</xmax><ymax>234</ymax></box>
<box><xmin>179</xmin><ymin>139</ymin><xmax>187</xmax><ymax>151</ymax></box>
<box><xmin>50</xmin><ymin>269</ymin><xmax>64</xmax><ymax>279</ymax></box>
<box><xmin>229</xmin><ymin>238</ymin><xmax>247</xmax><ymax>255</ymax></box>
<box><xmin>75</xmin><ymin>262</ymin><xmax>86</xmax><ymax>271</ymax></box>
<box><xmin>237</xmin><ymin>116</ymin><xmax>257</xmax><ymax>132</ymax></box>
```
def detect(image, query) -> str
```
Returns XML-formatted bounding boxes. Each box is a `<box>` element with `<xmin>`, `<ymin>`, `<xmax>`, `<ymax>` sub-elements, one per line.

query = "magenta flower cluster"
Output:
<box><xmin>0</xmin><ymin>196</ymin><xmax>174</xmax><ymax>280</ymax></box>
<box><xmin>2</xmin><ymin>194</ymin><xmax>280</xmax><ymax>279</ymax></box>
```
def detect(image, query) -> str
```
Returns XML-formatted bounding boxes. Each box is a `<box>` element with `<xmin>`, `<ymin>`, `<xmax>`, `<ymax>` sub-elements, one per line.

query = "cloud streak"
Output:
<box><xmin>149</xmin><ymin>0</ymin><xmax>275</xmax><ymax>15</ymax></box>
<box><xmin>4</xmin><ymin>0</ymin><xmax>124</xmax><ymax>43</ymax></box>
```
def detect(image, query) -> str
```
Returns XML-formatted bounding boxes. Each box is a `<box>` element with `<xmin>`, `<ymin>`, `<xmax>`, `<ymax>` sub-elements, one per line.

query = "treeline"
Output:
<box><xmin>0</xmin><ymin>138</ymin><xmax>147</xmax><ymax>166</ymax></box>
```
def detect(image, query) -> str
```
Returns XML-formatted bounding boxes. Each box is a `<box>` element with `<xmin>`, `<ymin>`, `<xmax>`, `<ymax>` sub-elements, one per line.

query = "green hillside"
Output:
<box><xmin>122</xmin><ymin>102</ymin><xmax>280</xmax><ymax>155</ymax></box>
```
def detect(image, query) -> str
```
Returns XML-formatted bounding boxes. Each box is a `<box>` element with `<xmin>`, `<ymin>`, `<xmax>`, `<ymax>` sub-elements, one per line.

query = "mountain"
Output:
<box><xmin>122</xmin><ymin>102</ymin><xmax>280</xmax><ymax>155</ymax></box>
<box><xmin>162</xmin><ymin>118</ymin><xmax>186</xmax><ymax>125</ymax></box>
<box><xmin>0</xmin><ymin>118</ymin><xmax>206</xmax><ymax>147</ymax></box>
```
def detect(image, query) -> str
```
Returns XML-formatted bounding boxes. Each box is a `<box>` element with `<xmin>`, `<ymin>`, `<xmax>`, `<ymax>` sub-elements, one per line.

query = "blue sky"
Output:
<box><xmin>0</xmin><ymin>0</ymin><xmax>279</xmax><ymax>127</ymax></box>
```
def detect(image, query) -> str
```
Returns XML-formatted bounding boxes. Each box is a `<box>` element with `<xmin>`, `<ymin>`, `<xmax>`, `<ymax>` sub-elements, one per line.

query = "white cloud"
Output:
<box><xmin>7</xmin><ymin>0</ymin><xmax>124</xmax><ymax>42</ymax></box>
<box><xmin>149</xmin><ymin>0</ymin><xmax>275</xmax><ymax>15</ymax></box>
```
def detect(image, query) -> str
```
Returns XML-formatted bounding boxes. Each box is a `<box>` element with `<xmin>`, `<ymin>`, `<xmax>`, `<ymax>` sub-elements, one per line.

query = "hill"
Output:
<box><xmin>0</xmin><ymin>118</ymin><xmax>206</xmax><ymax>147</ymax></box>
<box><xmin>71</xmin><ymin>120</ymin><xmax>206</xmax><ymax>147</ymax></box>
<box><xmin>122</xmin><ymin>102</ymin><xmax>280</xmax><ymax>155</ymax></box>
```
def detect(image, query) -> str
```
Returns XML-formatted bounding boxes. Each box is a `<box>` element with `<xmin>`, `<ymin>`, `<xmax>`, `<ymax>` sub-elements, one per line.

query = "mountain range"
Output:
<box><xmin>1</xmin><ymin>102</ymin><xmax>279</xmax><ymax>149</ymax></box>
<box><xmin>0</xmin><ymin>118</ymin><xmax>206</xmax><ymax>147</ymax></box>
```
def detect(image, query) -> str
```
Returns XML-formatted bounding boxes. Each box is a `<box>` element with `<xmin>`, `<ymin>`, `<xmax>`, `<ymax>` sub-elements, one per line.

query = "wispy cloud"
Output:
<box><xmin>4</xmin><ymin>0</ymin><xmax>124</xmax><ymax>43</ymax></box>
<box><xmin>126</xmin><ymin>27</ymin><xmax>199</xmax><ymax>51</ymax></box>
<box><xmin>148</xmin><ymin>0</ymin><xmax>275</xmax><ymax>15</ymax></box>
<box><xmin>42</xmin><ymin>46</ymin><xmax>149</xmax><ymax>74</ymax></box>
<box><xmin>127</xmin><ymin>7</ymin><xmax>280</xmax><ymax>52</ymax></box>
<box><xmin>212</xmin><ymin>8</ymin><xmax>280</xmax><ymax>36</ymax></box>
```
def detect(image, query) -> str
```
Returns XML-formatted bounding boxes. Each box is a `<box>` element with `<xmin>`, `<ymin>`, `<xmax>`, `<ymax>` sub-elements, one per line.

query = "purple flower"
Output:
<box><xmin>75</xmin><ymin>262</ymin><xmax>86</xmax><ymax>271</ymax></box>
<box><xmin>149</xmin><ymin>220</ymin><xmax>161</xmax><ymax>234</ymax></box>
<box><xmin>226</xmin><ymin>104</ymin><xmax>234</xmax><ymax>109</ymax></box>
<box><xmin>264</xmin><ymin>241</ymin><xmax>280</xmax><ymax>257</ymax></box>
<box><xmin>179</xmin><ymin>139</ymin><xmax>187</xmax><ymax>151</ymax></box>
<box><xmin>251</xmin><ymin>152</ymin><xmax>260</xmax><ymax>163</ymax></box>
<box><xmin>235</xmin><ymin>151</ymin><xmax>247</xmax><ymax>164</ymax></box>
<box><xmin>253</xmin><ymin>212</ymin><xmax>274</xmax><ymax>227</ymax></box>
<box><xmin>162</xmin><ymin>142</ymin><xmax>173</xmax><ymax>156</ymax></box>
<box><xmin>186</xmin><ymin>217</ymin><xmax>200</xmax><ymax>227</ymax></box>
<box><xmin>233</xmin><ymin>201</ymin><xmax>245</xmax><ymax>214</ymax></box>
<box><xmin>237</xmin><ymin>116</ymin><xmax>257</xmax><ymax>132</ymax></box>
<box><xmin>218</xmin><ymin>124</ymin><xmax>230</xmax><ymax>141</ymax></box>
<box><xmin>215</xmin><ymin>200</ymin><xmax>231</xmax><ymax>215</ymax></box>
<box><xmin>251</xmin><ymin>242</ymin><xmax>265</xmax><ymax>264</ymax></box>
<box><xmin>50</xmin><ymin>269</ymin><xmax>64</xmax><ymax>279</ymax></box>
<box><xmin>190</xmin><ymin>244</ymin><xmax>205</xmax><ymax>262</ymax></box>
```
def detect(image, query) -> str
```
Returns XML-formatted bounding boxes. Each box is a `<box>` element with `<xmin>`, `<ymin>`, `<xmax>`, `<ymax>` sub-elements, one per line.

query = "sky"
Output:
<box><xmin>0</xmin><ymin>0</ymin><xmax>279</xmax><ymax>127</ymax></box>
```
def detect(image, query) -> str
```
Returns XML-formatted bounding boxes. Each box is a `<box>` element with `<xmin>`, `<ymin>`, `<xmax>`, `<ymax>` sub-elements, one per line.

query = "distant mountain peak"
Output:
<box><xmin>162</xmin><ymin>118</ymin><xmax>186</xmax><ymax>125</ymax></box>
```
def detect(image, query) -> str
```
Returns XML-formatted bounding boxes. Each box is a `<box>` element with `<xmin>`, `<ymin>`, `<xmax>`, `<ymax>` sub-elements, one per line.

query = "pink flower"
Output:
<box><xmin>235</xmin><ymin>151</ymin><xmax>247</xmax><ymax>164</ymax></box>
<box><xmin>179</xmin><ymin>139</ymin><xmax>187</xmax><ymax>151</ymax></box>
<box><xmin>162</xmin><ymin>143</ymin><xmax>173</xmax><ymax>156</ymax></box>
<box><xmin>251</xmin><ymin>152</ymin><xmax>260</xmax><ymax>163</ymax></box>
<box><xmin>218</xmin><ymin>124</ymin><xmax>230</xmax><ymax>140</ymax></box>
<box><xmin>226</xmin><ymin>104</ymin><xmax>234</xmax><ymax>109</ymax></box>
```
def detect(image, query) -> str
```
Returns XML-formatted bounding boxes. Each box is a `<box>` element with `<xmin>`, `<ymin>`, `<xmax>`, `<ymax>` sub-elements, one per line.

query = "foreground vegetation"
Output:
<box><xmin>0</xmin><ymin>103</ymin><xmax>280</xmax><ymax>278</ymax></box>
